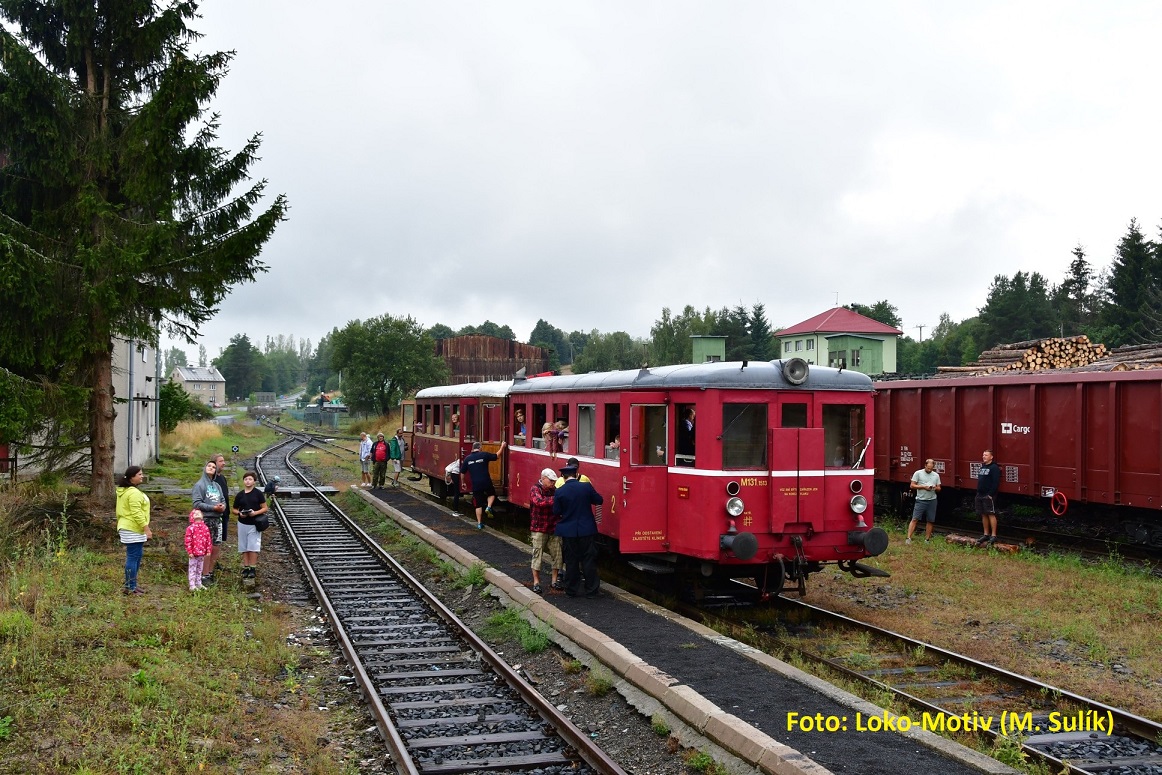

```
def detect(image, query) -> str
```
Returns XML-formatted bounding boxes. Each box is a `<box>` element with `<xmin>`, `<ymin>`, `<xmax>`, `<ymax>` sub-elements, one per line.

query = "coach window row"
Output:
<box><xmin>512</xmin><ymin>402</ymin><xmax>622</xmax><ymax>460</ymax></box>
<box><xmin>414</xmin><ymin>402</ymin><xmax>461</xmax><ymax>438</ymax></box>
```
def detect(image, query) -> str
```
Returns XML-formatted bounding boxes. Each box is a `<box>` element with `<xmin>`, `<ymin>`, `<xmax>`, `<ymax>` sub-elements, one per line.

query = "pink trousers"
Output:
<box><xmin>188</xmin><ymin>556</ymin><xmax>205</xmax><ymax>589</ymax></box>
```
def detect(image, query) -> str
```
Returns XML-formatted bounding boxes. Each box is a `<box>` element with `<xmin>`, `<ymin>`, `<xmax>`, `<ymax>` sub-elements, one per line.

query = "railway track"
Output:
<box><xmin>253</xmin><ymin>436</ymin><xmax>626</xmax><ymax>775</ymax></box>
<box><xmin>763</xmin><ymin>599</ymin><xmax>1162</xmax><ymax>775</ymax></box>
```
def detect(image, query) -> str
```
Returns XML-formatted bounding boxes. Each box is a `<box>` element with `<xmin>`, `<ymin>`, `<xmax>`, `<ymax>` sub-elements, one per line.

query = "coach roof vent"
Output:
<box><xmin>514</xmin><ymin>367</ymin><xmax>527</xmax><ymax>382</ymax></box>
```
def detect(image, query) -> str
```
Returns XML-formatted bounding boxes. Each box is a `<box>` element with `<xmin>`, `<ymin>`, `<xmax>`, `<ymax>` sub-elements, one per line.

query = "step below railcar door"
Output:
<box><xmin>618</xmin><ymin>393</ymin><xmax>669</xmax><ymax>553</ymax></box>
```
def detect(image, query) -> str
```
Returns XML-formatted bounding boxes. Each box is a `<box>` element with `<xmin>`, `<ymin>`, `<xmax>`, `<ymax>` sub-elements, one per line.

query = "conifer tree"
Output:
<box><xmin>0</xmin><ymin>1</ymin><xmax>287</xmax><ymax>503</ymax></box>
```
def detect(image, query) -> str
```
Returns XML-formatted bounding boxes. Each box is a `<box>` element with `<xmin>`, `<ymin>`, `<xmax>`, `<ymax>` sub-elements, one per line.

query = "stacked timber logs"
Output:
<box><xmin>1072</xmin><ymin>343</ymin><xmax>1162</xmax><ymax>372</ymax></box>
<box><xmin>936</xmin><ymin>336</ymin><xmax>1109</xmax><ymax>375</ymax></box>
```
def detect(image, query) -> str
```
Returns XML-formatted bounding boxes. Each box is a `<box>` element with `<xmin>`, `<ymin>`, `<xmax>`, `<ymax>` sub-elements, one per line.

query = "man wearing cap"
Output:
<box><xmin>370</xmin><ymin>433</ymin><xmax>390</xmax><ymax>489</ymax></box>
<box><xmin>553</xmin><ymin>463</ymin><xmax>604</xmax><ymax>598</ymax></box>
<box><xmin>553</xmin><ymin>457</ymin><xmax>590</xmax><ymax>488</ymax></box>
<box><xmin>462</xmin><ymin>440</ymin><xmax>507</xmax><ymax>529</ymax></box>
<box><xmin>529</xmin><ymin>468</ymin><xmax>563</xmax><ymax>594</ymax></box>
<box><xmin>358</xmin><ymin>432</ymin><xmax>373</xmax><ymax>488</ymax></box>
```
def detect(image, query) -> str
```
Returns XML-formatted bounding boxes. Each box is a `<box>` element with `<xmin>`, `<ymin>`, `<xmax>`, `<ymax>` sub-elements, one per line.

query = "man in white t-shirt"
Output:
<box><xmin>358</xmin><ymin>432</ymin><xmax>373</xmax><ymax>488</ymax></box>
<box><xmin>906</xmin><ymin>458</ymin><xmax>941</xmax><ymax>544</ymax></box>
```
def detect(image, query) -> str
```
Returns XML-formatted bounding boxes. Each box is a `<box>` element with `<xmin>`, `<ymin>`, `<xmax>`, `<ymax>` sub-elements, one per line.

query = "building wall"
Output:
<box><xmin>112</xmin><ymin>337</ymin><xmax>160</xmax><ymax>472</ymax></box>
<box><xmin>823</xmin><ymin>336</ymin><xmax>884</xmax><ymax>375</ymax></box>
<box><xmin>779</xmin><ymin>334</ymin><xmax>823</xmax><ymax>363</ymax></box>
<box><xmin>781</xmin><ymin>333</ymin><xmax>896</xmax><ymax>373</ymax></box>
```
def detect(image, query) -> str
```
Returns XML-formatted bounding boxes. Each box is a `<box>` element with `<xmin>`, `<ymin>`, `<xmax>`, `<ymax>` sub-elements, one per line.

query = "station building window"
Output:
<box><xmin>722</xmin><ymin>404</ymin><xmax>767</xmax><ymax>469</ymax></box>
<box><xmin>784</xmin><ymin>341</ymin><xmax>791</xmax><ymax>353</ymax></box>
<box><xmin>795</xmin><ymin>340</ymin><xmax>803</xmax><ymax>351</ymax></box>
<box><xmin>806</xmin><ymin>340</ymin><xmax>814</xmax><ymax>351</ymax></box>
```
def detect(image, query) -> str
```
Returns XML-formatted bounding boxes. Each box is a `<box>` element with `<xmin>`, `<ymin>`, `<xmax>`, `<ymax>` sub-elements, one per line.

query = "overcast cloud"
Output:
<box><xmin>171</xmin><ymin>1</ymin><xmax>1162</xmax><ymax>359</ymax></box>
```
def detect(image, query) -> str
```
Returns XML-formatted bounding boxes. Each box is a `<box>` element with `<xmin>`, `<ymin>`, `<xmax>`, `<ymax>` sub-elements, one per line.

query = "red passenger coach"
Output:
<box><xmin>874</xmin><ymin>370</ymin><xmax>1162</xmax><ymax>528</ymax></box>
<box><xmin>410</xmin><ymin>381</ymin><xmax>512</xmax><ymax>500</ymax></box>
<box><xmin>412</xmin><ymin>359</ymin><xmax>889</xmax><ymax>597</ymax></box>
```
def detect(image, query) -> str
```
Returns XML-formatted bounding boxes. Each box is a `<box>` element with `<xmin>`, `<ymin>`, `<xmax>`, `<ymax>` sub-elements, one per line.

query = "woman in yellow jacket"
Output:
<box><xmin>116</xmin><ymin>465</ymin><xmax>152</xmax><ymax>595</ymax></box>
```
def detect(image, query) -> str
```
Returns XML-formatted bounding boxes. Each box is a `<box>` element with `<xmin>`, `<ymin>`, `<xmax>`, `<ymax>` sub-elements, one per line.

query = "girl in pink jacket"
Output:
<box><xmin>185</xmin><ymin>510</ymin><xmax>213</xmax><ymax>591</ymax></box>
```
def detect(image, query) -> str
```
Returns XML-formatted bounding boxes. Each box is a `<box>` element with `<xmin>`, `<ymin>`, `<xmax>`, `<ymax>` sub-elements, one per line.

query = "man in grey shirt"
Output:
<box><xmin>905</xmin><ymin>458</ymin><xmax>941</xmax><ymax>544</ymax></box>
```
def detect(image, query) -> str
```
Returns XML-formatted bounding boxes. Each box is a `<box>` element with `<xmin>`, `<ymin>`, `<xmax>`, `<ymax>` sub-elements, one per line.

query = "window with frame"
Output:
<box><xmin>795</xmin><ymin>340</ymin><xmax>803</xmax><ymax>351</ymax></box>
<box><xmin>481</xmin><ymin>403</ymin><xmax>502</xmax><ymax>442</ymax></box>
<box><xmin>442</xmin><ymin>404</ymin><xmax>453</xmax><ymax>436</ymax></box>
<box><xmin>829</xmin><ymin>350</ymin><xmax>846</xmax><ymax>368</ymax></box>
<box><xmin>823</xmin><ymin>404</ymin><xmax>866</xmax><ymax>468</ymax></box>
<box><xmin>576</xmin><ymin>405</ymin><xmax>596</xmax><ymax>457</ymax></box>
<box><xmin>722</xmin><ymin>404</ymin><xmax>767</xmax><ymax>469</ymax></box>
<box><xmin>629</xmin><ymin>405</ymin><xmax>667</xmax><ymax>466</ymax></box>
<box><xmin>464</xmin><ymin>404</ymin><xmax>477</xmax><ymax>441</ymax></box>
<box><xmin>851</xmin><ymin>350</ymin><xmax>861</xmax><ymax>367</ymax></box>
<box><xmin>551</xmin><ymin>404</ymin><xmax>570</xmax><ymax>454</ymax></box>
<box><xmin>806</xmin><ymin>340</ymin><xmax>814</xmax><ymax>351</ymax></box>
<box><xmin>604</xmin><ymin>403</ymin><xmax>621</xmax><ymax>460</ymax></box>
<box><xmin>781</xmin><ymin>403</ymin><xmax>807</xmax><ymax>428</ymax></box>
<box><xmin>512</xmin><ymin>402</ymin><xmax>527</xmax><ymax>445</ymax></box>
<box><xmin>531</xmin><ymin>404</ymin><xmax>548</xmax><ymax>448</ymax></box>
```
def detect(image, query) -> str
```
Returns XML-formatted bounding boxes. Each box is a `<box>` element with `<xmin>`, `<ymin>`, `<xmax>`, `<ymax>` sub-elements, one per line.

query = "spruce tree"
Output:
<box><xmin>0</xmin><ymin>1</ymin><xmax>287</xmax><ymax>503</ymax></box>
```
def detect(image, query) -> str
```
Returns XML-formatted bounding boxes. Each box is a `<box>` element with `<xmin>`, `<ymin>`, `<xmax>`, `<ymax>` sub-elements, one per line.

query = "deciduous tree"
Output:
<box><xmin>330</xmin><ymin>315</ymin><xmax>449</xmax><ymax>416</ymax></box>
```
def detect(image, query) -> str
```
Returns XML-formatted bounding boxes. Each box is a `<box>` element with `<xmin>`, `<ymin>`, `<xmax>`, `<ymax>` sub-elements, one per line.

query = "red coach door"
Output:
<box><xmin>618</xmin><ymin>393</ymin><xmax>669</xmax><ymax>553</ymax></box>
<box><xmin>770</xmin><ymin>395</ymin><xmax>824</xmax><ymax>532</ymax></box>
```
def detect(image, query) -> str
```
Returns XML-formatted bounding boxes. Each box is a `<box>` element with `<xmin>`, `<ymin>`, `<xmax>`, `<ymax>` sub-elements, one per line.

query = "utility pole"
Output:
<box><xmin>915</xmin><ymin>324</ymin><xmax>925</xmax><ymax>343</ymax></box>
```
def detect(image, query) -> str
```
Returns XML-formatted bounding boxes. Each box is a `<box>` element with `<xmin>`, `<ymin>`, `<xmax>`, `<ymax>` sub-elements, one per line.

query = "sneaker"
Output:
<box><xmin>551</xmin><ymin>580</ymin><xmax>564</xmax><ymax>591</ymax></box>
<box><xmin>987</xmin><ymin>535</ymin><xmax>997</xmax><ymax>545</ymax></box>
<box><xmin>201</xmin><ymin>573</ymin><xmax>216</xmax><ymax>585</ymax></box>
<box><xmin>130</xmin><ymin>588</ymin><xmax>146</xmax><ymax>596</ymax></box>
<box><xmin>975</xmin><ymin>535</ymin><xmax>989</xmax><ymax>545</ymax></box>
<box><xmin>532</xmin><ymin>584</ymin><xmax>543</xmax><ymax>594</ymax></box>
<box><xmin>905</xmin><ymin>538</ymin><xmax>912</xmax><ymax>545</ymax></box>
<box><xmin>485</xmin><ymin>507</ymin><xmax>495</xmax><ymax>518</ymax></box>
<box><xmin>476</xmin><ymin>523</ymin><xmax>484</xmax><ymax>530</ymax></box>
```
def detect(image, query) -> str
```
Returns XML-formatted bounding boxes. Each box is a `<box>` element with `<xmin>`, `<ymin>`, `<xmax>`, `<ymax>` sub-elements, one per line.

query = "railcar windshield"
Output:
<box><xmin>722</xmin><ymin>404</ymin><xmax>768</xmax><ymax>469</ymax></box>
<box><xmin>823</xmin><ymin>404</ymin><xmax>865</xmax><ymax>468</ymax></box>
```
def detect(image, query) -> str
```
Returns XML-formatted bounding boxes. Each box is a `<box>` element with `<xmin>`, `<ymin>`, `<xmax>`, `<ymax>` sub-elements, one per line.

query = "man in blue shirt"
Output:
<box><xmin>975</xmin><ymin>449</ymin><xmax>1001</xmax><ymax>545</ymax></box>
<box><xmin>462</xmin><ymin>440</ymin><xmax>506</xmax><ymax>529</ymax></box>
<box><xmin>553</xmin><ymin>464</ymin><xmax>604</xmax><ymax>598</ymax></box>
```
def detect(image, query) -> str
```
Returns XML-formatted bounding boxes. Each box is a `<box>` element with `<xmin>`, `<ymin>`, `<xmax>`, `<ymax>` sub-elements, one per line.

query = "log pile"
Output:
<box><xmin>936</xmin><ymin>336</ymin><xmax>1109</xmax><ymax>375</ymax></box>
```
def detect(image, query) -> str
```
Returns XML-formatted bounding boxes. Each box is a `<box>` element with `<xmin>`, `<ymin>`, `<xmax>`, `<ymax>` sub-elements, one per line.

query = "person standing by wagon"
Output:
<box><xmin>905</xmin><ymin>458</ymin><xmax>941</xmax><ymax>544</ymax></box>
<box><xmin>976</xmin><ymin>449</ymin><xmax>1001</xmax><ymax>545</ymax></box>
<box><xmin>553</xmin><ymin>463</ymin><xmax>604</xmax><ymax>598</ymax></box>
<box><xmin>389</xmin><ymin>428</ymin><xmax>408</xmax><ymax>488</ymax></box>
<box><xmin>233</xmin><ymin>471</ymin><xmax>268</xmax><ymax>586</ymax></box>
<box><xmin>463</xmin><ymin>440</ymin><xmax>506</xmax><ymax>529</ymax></box>
<box><xmin>358</xmin><ymin>432</ymin><xmax>373</xmax><ymax>488</ymax></box>
<box><xmin>116</xmin><ymin>466</ymin><xmax>152</xmax><ymax>595</ymax></box>
<box><xmin>191</xmin><ymin>459</ymin><xmax>226</xmax><ymax>585</ymax></box>
<box><xmin>529</xmin><ymin>468</ymin><xmax>563</xmax><ymax>594</ymax></box>
<box><xmin>370</xmin><ymin>432</ymin><xmax>390</xmax><ymax>489</ymax></box>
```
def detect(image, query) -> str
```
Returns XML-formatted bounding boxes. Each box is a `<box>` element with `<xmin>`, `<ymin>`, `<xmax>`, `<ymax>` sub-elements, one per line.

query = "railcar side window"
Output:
<box><xmin>823</xmin><ymin>404</ymin><xmax>866</xmax><ymax>468</ymax></box>
<box><xmin>463</xmin><ymin>405</ymin><xmax>477</xmax><ymax>442</ymax></box>
<box><xmin>604</xmin><ymin>403</ymin><xmax>621</xmax><ymax>460</ymax></box>
<box><xmin>513</xmin><ymin>403</ymin><xmax>527</xmax><ymax>445</ymax></box>
<box><xmin>576</xmin><ymin>405</ymin><xmax>596</xmax><ymax>457</ymax></box>
<box><xmin>722</xmin><ymin>404</ymin><xmax>768</xmax><ymax>469</ymax></box>
<box><xmin>482</xmin><ymin>403</ymin><xmax>502</xmax><ymax>442</ymax></box>
<box><xmin>532</xmin><ymin>404</ymin><xmax>548</xmax><ymax>449</ymax></box>
<box><xmin>424</xmin><ymin>405</ymin><xmax>433</xmax><ymax>434</ymax></box>
<box><xmin>552</xmin><ymin>404</ymin><xmax>570</xmax><ymax>454</ymax></box>
<box><xmin>442</xmin><ymin>404</ymin><xmax>453</xmax><ymax>436</ymax></box>
<box><xmin>781</xmin><ymin>403</ymin><xmax>807</xmax><ymax>428</ymax></box>
<box><xmin>403</xmin><ymin>404</ymin><xmax>414</xmax><ymax>432</ymax></box>
<box><xmin>630</xmin><ymin>405</ymin><xmax>667</xmax><ymax>466</ymax></box>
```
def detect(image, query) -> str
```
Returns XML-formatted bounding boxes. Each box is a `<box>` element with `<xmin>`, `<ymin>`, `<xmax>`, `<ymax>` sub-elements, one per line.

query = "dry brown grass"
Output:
<box><xmin>810</xmin><ymin>532</ymin><xmax>1162</xmax><ymax>720</ymax></box>
<box><xmin>165</xmin><ymin>419</ymin><xmax>223</xmax><ymax>455</ymax></box>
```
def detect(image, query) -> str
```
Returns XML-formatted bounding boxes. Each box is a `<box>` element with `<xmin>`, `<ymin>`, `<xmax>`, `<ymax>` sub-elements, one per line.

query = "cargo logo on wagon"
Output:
<box><xmin>1001</xmin><ymin>422</ymin><xmax>1031</xmax><ymax>435</ymax></box>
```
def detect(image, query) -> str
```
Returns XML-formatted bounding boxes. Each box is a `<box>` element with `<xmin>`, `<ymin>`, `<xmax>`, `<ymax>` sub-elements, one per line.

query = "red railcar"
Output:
<box><xmin>873</xmin><ymin>370</ymin><xmax>1162</xmax><ymax>521</ymax></box>
<box><xmin>410</xmin><ymin>359</ymin><xmax>888</xmax><ymax>597</ymax></box>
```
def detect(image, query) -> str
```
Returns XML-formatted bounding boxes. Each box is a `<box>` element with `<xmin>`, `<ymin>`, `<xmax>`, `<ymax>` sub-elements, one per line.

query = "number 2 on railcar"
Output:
<box><xmin>409</xmin><ymin>359</ymin><xmax>889</xmax><ymax>598</ymax></box>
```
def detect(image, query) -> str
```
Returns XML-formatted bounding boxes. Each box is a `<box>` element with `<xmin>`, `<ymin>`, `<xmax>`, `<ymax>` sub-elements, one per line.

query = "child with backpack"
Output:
<box><xmin>184</xmin><ymin>510</ymin><xmax>212</xmax><ymax>592</ymax></box>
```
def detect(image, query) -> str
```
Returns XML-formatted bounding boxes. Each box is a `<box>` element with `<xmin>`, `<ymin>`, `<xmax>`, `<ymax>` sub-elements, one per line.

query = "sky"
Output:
<box><xmin>169</xmin><ymin>1</ymin><xmax>1162</xmax><ymax>360</ymax></box>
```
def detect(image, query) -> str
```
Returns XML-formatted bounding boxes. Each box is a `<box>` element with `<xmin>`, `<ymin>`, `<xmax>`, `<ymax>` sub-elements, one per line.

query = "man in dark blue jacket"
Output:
<box><xmin>553</xmin><ymin>464</ymin><xmax>604</xmax><ymax>598</ymax></box>
<box><xmin>975</xmin><ymin>449</ymin><xmax>1001</xmax><ymax>545</ymax></box>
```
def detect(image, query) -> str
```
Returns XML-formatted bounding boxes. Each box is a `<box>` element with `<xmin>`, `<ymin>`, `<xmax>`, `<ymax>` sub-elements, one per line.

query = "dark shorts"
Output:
<box><xmin>911</xmin><ymin>498</ymin><xmax>938</xmax><ymax>523</ymax></box>
<box><xmin>204</xmin><ymin>515</ymin><xmax>225</xmax><ymax>545</ymax></box>
<box><xmin>975</xmin><ymin>495</ymin><xmax>996</xmax><ymax>516</ymax></box>
<box><xmin>473</xmin><ymin>483</ymin><xmax>496</xmax><ymax>508</ymax></box>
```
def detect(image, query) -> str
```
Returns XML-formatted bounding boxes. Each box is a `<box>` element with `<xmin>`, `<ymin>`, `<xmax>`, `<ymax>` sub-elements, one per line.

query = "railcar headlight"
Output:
<box><xmin>726</xmin><ymin>497</ymin><xmax>745</xmax><ymax>517</ymax></box>
<box><xmin>850</xmin><ymin>495</ymin><xmax>867</xmax><ymax>514</ymax></box>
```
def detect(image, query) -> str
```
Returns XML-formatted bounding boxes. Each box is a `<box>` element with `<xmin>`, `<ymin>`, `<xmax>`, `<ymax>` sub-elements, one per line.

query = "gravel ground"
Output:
<box><xmin>258</xmin><ymin>504</ymin><xmax>701</xmax><ymax>775</ymax></box>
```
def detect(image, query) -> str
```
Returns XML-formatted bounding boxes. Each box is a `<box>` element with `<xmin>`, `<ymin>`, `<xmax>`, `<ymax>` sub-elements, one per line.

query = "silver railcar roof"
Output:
<box><xmin>509</xmin><ymin>360</ymin><xmax>872</xmax><ymax>393</ymax></box>
<box><xmin>415</xmin><ymin>380</ymin><xmax>514</xmax><ymax>399</ymax></box>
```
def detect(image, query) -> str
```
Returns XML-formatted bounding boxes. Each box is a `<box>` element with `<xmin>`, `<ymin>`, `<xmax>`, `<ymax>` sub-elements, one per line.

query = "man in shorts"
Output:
<box><xmin>976</xmin><ymin>449</ymin><xmax>1001</xmax><ymax>545</ymax></box>
<box><xmin>905</xmin><ymin>458</ymin><xmax>941</xmax><ymax>544</ymax></box>
<box><xmin>389</xmin><ymin>428</ymin><xmax>407</xmax><ymax>488</ymax></box>
<box><xmin>462</xmin><ymin>440</ymin><xmax>506</xmax><ymax>529</ymax></box>
<box><xmin>529</xmin><ymin>468</ymin><xmax>563</xmax><ymax>593</ymax></box>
